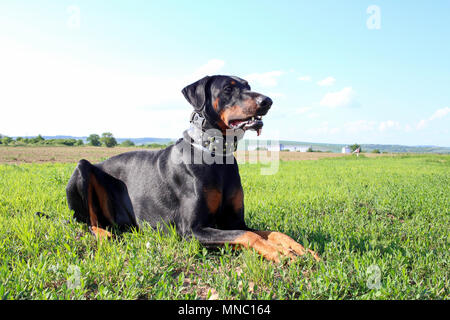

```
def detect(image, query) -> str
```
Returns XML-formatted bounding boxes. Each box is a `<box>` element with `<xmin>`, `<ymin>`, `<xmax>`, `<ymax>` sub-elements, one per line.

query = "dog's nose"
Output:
<box><xmin>258</xmin><ymin>96</ymin><xmax>272</xmax><ymax>113</ymax></box>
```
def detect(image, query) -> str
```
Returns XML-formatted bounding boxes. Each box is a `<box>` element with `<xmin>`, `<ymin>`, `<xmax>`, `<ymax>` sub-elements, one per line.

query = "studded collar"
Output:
<box><xmin>184</xmin><ymin>112</ymin><xmax>243</xmax><ymax>157</ymax></box>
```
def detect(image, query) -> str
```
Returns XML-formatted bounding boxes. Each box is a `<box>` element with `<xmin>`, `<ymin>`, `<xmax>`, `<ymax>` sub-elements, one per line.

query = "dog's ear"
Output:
<box><xmin>182</xmin><ymin>76</ymin><xmax>211</xmax><ymax>111</ymax></box>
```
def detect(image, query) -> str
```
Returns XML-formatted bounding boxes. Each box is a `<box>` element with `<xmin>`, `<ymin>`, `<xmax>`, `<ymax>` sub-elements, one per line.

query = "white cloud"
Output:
<box><xmin>244</xmin><ymin>71</ymin><xmax>284</xmax><ymax>87</ymax></box>
<box><xmin>416</xmin><ymin>119</ymin><xmax>428</xmax><ymax>129</ymax></box>
<box><xmin>308</xmin><ymin>112</ymin><xmax>320</xmax><ymax>119</ymax></box>
<box><xmin>416</xmin><ymin>107</ymin><xmax>450</xmax><ymax>129</ymax></box>
<box><xmin>379</xmin><ymin>120</ymin><xmax>401</xmax><ymax>132</ymax></box>
<box><xmin>308</xmin><ymin>119</ymin><xmax>405</xmax><ymax>136</ymax></box>
<box><xmin>329</xmin><ymin>127</ymin><xmax>341</xmax><ymax>134</ymax></box>
<box><xmin>429</xmin><ymin>107</ymin><xmax>450</xmax><ymax>120</ymax></box>
<box><xmin>190</xmin><ymin>59</ymin><xmax>225</xmax><ymax>80</ymax></box>
<box><xmin>320</xmin><ymin>87</ymin><xmax>357</xmax><ymax>108</ymax></box>
<box><xmin>298</xmin><ymin>75</ymin><xmax>311</xmax><ymax>81</ymax></box>
<box><xmin>317</xmin><ymin>76</ymin><xmax>336</xmax><ymax>86</ymax></box>
<box><xmin>404</xmin><ymin>124</ymin><xmax>413</xmax><ymax>132</ymax></box>
<box><xmin>0</xmin><ymin>37</ymin><xmax>227</xmax><ymax>137</ymax></box>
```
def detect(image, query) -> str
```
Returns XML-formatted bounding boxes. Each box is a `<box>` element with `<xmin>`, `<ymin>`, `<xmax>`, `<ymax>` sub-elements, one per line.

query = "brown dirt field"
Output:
<box><xmin>0</xmin><ymin>146</ymin><xmax>389</xmax><ymax>164</ymax></box>
<box><xmin>0</xmin><ymin>146</ymin><xmax>145</xmax><ymax>164</ymax></box>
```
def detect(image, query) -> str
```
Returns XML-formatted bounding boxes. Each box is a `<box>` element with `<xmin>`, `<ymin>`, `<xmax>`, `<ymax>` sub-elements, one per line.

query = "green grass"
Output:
<box><xmin>0</xmin><ymin>154</ymin><xmax>449</xmax><ymax>299</ymax></box>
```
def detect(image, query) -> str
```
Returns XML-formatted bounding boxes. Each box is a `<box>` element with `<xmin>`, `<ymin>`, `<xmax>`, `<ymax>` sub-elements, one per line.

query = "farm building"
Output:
<box><xmin>246</xmin><ymin>142</ymin><xmax>281</xmax><ymax>151</ymax></box>
<box><xmin>268</xmin><ymin>144</ymin><xmax>281</xmax><ymax>151</ymax></box>
<box><xmin>298</xmin><ymin>146</ymin><xmax>312</xmax><ymax>152</ymax></box>
<box><xmin>342</xmin><ymin>146</ymin><xmax>351</xmax><ymax>153</ymax></box>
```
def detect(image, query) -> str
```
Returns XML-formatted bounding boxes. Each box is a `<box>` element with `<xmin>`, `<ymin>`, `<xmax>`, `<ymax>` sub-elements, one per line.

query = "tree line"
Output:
<box><xmin>0</xmin><ymin>133</ymin><xmax>172</xmax><ymax>149</ymax></box>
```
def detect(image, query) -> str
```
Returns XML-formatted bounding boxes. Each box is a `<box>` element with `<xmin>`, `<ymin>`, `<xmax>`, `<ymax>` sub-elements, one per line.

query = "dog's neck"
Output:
<box><xmin>184</xmin><ymin>112</ymin><xmax>243</xmax><ymax>157</ymax></box>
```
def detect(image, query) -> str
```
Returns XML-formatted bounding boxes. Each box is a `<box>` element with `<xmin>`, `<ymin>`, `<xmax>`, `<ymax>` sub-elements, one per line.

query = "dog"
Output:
<box><xmin>66</xmin><ymin>75</ymin><xmax>319</xmax><ymax>262</ymax></box>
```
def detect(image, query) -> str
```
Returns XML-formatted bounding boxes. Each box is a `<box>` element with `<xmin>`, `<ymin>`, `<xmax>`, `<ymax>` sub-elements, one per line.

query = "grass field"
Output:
<box><xmin>0</xmin><ymin>150</ymin><xmax>448</xmax><ymax>299</ymax></box>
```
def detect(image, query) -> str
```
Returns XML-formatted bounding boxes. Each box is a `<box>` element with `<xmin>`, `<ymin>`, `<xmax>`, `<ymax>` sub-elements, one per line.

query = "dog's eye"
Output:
<box><xmin>223</xmin><ymin>86</ymin><xmax>233</xmax><ymax>94</ymax></box>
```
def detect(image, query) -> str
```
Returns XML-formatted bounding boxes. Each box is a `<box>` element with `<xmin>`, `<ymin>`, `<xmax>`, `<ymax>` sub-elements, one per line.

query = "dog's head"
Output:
<box><xmin>182</xmin><ymin>75</ymin><xmax>272</xmax><ymax>136</ymax></box>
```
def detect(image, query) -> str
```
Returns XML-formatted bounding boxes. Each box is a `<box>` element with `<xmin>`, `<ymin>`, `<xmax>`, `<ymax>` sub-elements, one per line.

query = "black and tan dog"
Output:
<box><xmin>66</xmin><ymin>75</ymin><xmax>319</xmax><ymax>262</ymax></box>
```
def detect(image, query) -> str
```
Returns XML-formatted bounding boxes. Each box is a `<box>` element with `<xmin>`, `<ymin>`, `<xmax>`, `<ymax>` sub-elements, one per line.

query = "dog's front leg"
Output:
<box><xmin>192</xmin><ymin>227</ymin><xmax>296</xmax><ymax>263</ymax></box>
<box><xmin>253</xmin><ymin>231</ymin><xmax>321</xmax><ymax>261</ymax></box>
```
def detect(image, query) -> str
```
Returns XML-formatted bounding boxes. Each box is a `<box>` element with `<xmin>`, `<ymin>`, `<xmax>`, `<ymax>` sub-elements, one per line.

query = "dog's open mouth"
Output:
<box><xmin>228</xmin><ymin>116</ymin><xmax>264</xmax><ymax>136</ymax></box>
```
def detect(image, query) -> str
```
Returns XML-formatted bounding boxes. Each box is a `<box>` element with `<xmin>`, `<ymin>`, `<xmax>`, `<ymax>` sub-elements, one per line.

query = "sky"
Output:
<box><xmin>0</xmin><ymin>0</ymin><xmax>449</xmax><ymax>146</ymax></box>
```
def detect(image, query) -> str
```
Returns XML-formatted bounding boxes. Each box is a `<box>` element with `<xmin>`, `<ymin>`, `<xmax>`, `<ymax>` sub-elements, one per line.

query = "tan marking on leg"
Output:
<box><xmin>232</xmin><ymin>231</ymin><xmax>296</xmax><ymax>263</ymax></box>
<box><xmin>231</xmin><ymin>188</ymin><xmax>243</xmax><ymax>212</ymax></box>
<box><xmin>204</xmin><ymin>188</ymin><xmax>222</xmax><ymax>214</ymax></box>
<box><xmin>254</xmin><ymin>231</ymin><xmax>321</xmax><ymax>261</ymax></box>
<box><xmin>90</xmin><ymin>226</ymin><xmax>112</xmax><ymax>240</ymax></box>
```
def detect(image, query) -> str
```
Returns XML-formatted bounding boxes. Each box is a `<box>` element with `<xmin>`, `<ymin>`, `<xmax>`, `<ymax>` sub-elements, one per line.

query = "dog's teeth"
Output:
<box><xmin>251</xmin><ymin>117</ymin><xmax>254</xmax><ymax>121</ymax></box>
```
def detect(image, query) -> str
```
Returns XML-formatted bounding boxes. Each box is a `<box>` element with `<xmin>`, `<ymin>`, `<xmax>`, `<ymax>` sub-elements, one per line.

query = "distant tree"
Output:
<box><xmin>59</xmin><ymin>139</ymin><xmax>77</xmax><ymax>146</ymax></box>
<box><xmin>371</xmin><ymin>149</ymin><xmax>381</xmax><ymax>154</ymax></box>
<box><xmin>87</xmin><ymin>134</ymin><xmax>101</xmax><ymax>146</ymax></box>
<box><xmin>146</xmin><ymin>143</ymin><xmax>168</xmax><ymax>149</ymax></box>
<box><xmin>307</xmin><ymin>146</ymin><xmax>313</xmax><ymax>152</ymax></box>
<box><xmin>121</xmin><ymin>139</ymin><xmax>135</xmax><ymax>147</ymax></box>
<box><xmin>2</xmin><ymin>136</ymin><xmax>13</xmax><ymax>145</ymax></box>
<box><xmin>100</xmin><ymin>132</ymin><xmax>117</xmax><ymax>148</ymax></box>
<box><xmin>76</xmin><ymin>139</ymin><xmax>84</xmax><ymax>146</ymax></box>
<box><xmin>32</xmin><ymin>134</ymin><xmax>45</xmax><ymax>144</ymax></box>
<box><xmin>350</xmin><ymin>143</ymin><xmax>362</xmax><ymax>153</ymax></box>
<box><xmin>16</xmin><ymin>137</ymin><xmax>23</xmax><ymax>142</ymax></box>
